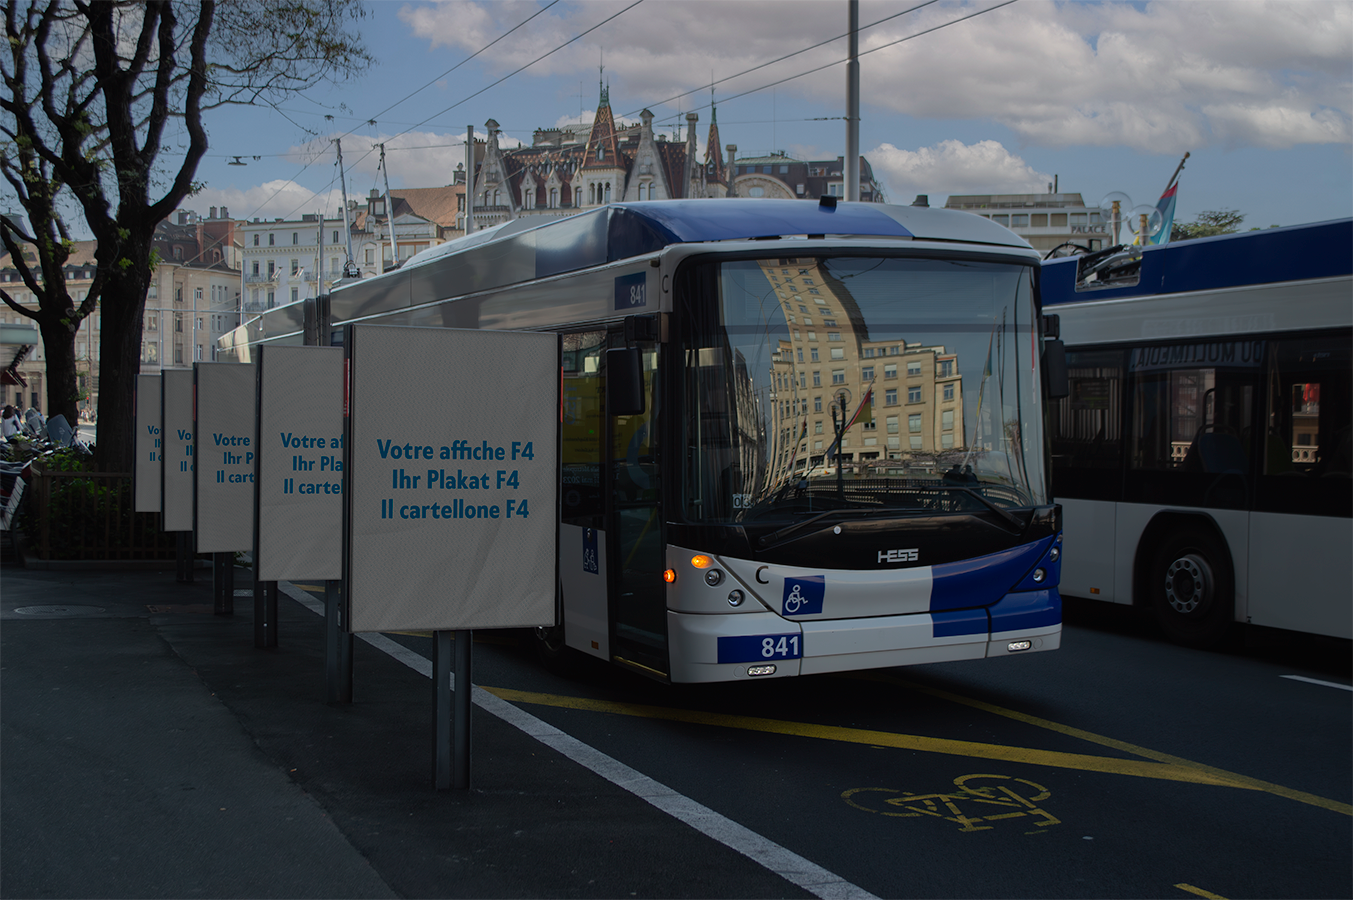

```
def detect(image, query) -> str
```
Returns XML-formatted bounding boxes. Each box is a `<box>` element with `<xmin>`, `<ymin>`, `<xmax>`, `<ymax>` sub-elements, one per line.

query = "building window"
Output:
<box><xmin>939</xmin><ymin>359</ymin><xmax>954</xmax><ymax>378</ymax></box>
<box><xmin>886</xmin><ymin>416</ymin><xmax>899</xmax><ymax>434</ymax></box>
<box><xmin>748</xmin><ymin>187</ymin><xmax>765</xmax><ymax>198</ymax></box>
<box><xmin>814</xmin><ymin>421</ymin><xmax>823</xmax><ymax>434</ymax></box>
<box><xmin>885</xmin><ymin>389</ymin><xmax>897</xmax><ymax>405</ymax></box>
<box><xmin>941</xmin><ymin>409</ymin><xmax>955</xmax><ymax>430</ymax></box>
<box><xmin>827</xmin><ymin>183</ymin><xmax>844</xmax><ymax>196</ymax></box>
<box><xmin>910</xmin><ymin>435</ymin><xmax>923</xmax><ymax>450</ymax></box>
<box><xmin>832</xmin><ymin>369</ymin><xmax>845</xmax><ymax>385</ymax></box>
<box><xmin>941</xmin><ymin>433</ymin><xmax>954</xmax><ymax>449</ymax></box>
<box><xmin>174</xmin><ymin>313</ymin><xmax>182</xmax><ymax>333</ymax></box>
<box><xmin>943</xmin><ymin>383</ymin><xmax>954</xmax><ymax>401</ymax></box>
<box><xmin>252</xmin><ymin>234</ymin><xmax>259</xmax><ymax>246</ymax></box>
<box><xmin>812</xmin><ymin>371</ymin><xmax>821</xmax><ymax>387</ymax></box>
<box><xmin>908</xmin><ymin>386</ymin><xmax>921</xmax><ymax>403</ymax></box>
<box><xmin>267</xmin><ymin>261</ymin><xmax>275</xmax><ymax>277</ymax></box>
<box><xmin>863</xmin><ymin>348</ymin><xmax>874</xmax><ymax>358</ymax></box>
<box><xmin>884</xmin><ymin>364</ymin><xmax>897</xmax><ymax>379</ymax></box>
<box><xmin>268</xmin><ymin>233</ymin><xmax>275</xmax><ymax>246</ymax></box>
<box><xmin>365</xmin><ymin>248</ymin><xmax>374</xmax><ymax>264</ymax></box>
<box><xmin>267</xmin><ymin>291</ymin><xmax>274</xmax><ymax>307</ymax></box>
<box><xmin>814</xmin><ymin>396</ymin><xmax>822</xmax><ymax>412</ymax></box>
<box><xmin>828</xmin><ymin>332</ymin><xmax>841</xmax><ymax>341</ymax></box>
<box><xmin>862</xmin><ymin>366</ymin><xmax>874</xmax><ymax>381</ymax></box>
<box><xmin>291</xmin><ymin>288</ymin><xmax>299</xmax><ymax>303</ymax></box>
<box><xmin>796</xmin><ymin>348</ymin><xmax>804</xmax><ymax>363</ymax></box>
<box><xmin>333</xmin><ymin>230</ymin><xmax>339</xmax><ymax>243</ymax></box>
<box><xmin>830</xmin><ymin>347</ymin><xmax>845</xmax><ymax>360</ymax></box>
<box><xmin>290</xmin><ymin>258</ymin><xmax>299</xmax><ymax>275</ymax></box>
<box><xmin>1031</xmin><ymin>214</ymin><xmax>1048</xmax><ymax>227</ymax></box>
<box><xmin>907</xmin><ymin>361</ymin><xmax>922</xmax><ymax>376</ymax></box>
<box><xmin>810</xmin><ymin>347</ymin><xmax>819</xmax><ymax>362</ymax></box>
<box><xmin>292</xmin><ymin>232</ymin><xmax>299</xmax><ymax>245</ymax></box>
<box><xmin>145</xmin><ymin>314</ymin><xmax>158</xmax><ymax>331</ymax></box>
<box><xmin>908</xmin><ymin>414</ymin><xmax>922</xmax><ymax>432</ymax></box>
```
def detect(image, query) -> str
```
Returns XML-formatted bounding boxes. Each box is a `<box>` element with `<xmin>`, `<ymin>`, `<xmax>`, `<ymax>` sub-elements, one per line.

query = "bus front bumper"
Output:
<box><xmin>665</xmin><ymin>589</ymin><xmax>1061</xmax><ymax>684</ymax></box>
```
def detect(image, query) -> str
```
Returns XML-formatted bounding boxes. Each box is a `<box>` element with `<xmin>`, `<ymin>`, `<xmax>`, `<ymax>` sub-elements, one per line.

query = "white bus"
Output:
<box><xmin>1043</xmin><ymin>218</ymin><xmax>1352</xmax><ymax>647</ymax></box>
<box><xmin>221</xmin><ymin>198</ymin><xmax>1066</xmax><ymax>682</ymax></box>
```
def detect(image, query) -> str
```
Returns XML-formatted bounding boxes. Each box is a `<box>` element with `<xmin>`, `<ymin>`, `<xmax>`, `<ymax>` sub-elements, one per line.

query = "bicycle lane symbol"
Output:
<box><xmin>842</xmin><ymin>774</ymin><xmax>1061</xmax><ymax>834</ymax></box>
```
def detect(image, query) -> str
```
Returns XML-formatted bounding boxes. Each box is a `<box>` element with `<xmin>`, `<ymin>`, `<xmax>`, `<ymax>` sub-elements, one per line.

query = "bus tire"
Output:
<box><xmin>1148</xmin><ymin>527</ymin><xmax>1234</xmax><ymax>649</ymax></box>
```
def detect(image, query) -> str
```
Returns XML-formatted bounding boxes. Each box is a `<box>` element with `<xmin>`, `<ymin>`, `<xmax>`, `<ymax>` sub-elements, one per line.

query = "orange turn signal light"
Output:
<box><xmin>663</xmin><ymin>569</ymin><xmax>677</xmax><ymax>583</ymax></box>
<box><xmin>690</xmin><ymin>555</ymin><xmax>712</xmax><ymax>569</ymax></box>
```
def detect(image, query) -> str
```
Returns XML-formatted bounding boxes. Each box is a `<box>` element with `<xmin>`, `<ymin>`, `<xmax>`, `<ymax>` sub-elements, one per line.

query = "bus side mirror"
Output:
<box><xmin>606</xmin><ymin>348</ymin><xmax>645</xmax><ymax>416</ymax></box>
<box><xmin>1043</xmin><ymin>339</ymin><xmax>1069</xmax><ymax>400</ymax></box>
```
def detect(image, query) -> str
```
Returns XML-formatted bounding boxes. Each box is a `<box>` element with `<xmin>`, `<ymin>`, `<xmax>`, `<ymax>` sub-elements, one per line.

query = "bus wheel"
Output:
<box><xmin>1149</xmin><ymin>528</ymin><xmax>1234</xmax><ymax>649</ymax></box>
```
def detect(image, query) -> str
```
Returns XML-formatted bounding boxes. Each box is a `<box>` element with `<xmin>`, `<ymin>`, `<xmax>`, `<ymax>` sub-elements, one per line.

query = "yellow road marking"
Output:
<box><xmin>483</xmin><ymin>687</ymin><xmax>1247</xmax><ymax>787</ymax></box>
<box><xmin>844</xmin><ymin>672</ymin><xmax>1353</xmax><ymax>818</ymax></box>
<box><xmin>1176</xmin><ymin>883</ymin><xmax>1228</xmax><ymax>899</ymax></box>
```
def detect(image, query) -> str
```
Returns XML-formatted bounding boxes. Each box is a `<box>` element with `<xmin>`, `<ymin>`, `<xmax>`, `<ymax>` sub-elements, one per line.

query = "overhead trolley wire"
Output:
<box><xmin>706</xmin><ymin>0</ymin><xmax>1019</xmax><ymax>114</ymax></box>
<box><xmin>620</xmin><ymin>0</ymin><xmax>940</xmax><ymax>123</ymax></box>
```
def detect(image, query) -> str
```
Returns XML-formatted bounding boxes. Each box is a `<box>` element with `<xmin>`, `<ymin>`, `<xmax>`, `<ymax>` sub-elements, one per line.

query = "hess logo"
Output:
<box><xmin>878</xmin><ymin>548</ymin><xmax>919</xmax><ymax>564</ymax></box>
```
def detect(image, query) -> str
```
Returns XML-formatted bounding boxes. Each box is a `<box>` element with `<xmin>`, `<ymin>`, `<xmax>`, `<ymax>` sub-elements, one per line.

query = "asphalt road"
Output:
<box><xmin>365</xmin><ymin>597</ymin><xmax>1352</xmax><ymax>900</ymax></box>
<box><xmin>3</xmin><ymin>564</ymin><xmax>1349</xmax><ymax>899</ymax></box>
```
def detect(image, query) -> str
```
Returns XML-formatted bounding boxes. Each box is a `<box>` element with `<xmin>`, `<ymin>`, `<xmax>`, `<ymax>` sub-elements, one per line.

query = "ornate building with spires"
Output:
<box><xmin>465</xmin><ymin>86</ymin><xmax>877</xmax><ymax>231</ymax></box>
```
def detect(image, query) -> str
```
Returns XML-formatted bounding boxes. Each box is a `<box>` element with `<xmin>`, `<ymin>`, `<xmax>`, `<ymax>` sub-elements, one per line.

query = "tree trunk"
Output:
<box><xmin>36</xmin><ymin>317</ymin><xmax>79</xmax><ymax>429</ymax></box>
<box><xmin>93</xmin><ymin>249</ymin><xmax>151</xmax><ymax>473</ymax></box>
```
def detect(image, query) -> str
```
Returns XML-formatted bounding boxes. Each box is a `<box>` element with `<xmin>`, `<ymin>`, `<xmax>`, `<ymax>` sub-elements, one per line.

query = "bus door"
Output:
<box><xmin>607</xmin><ymin>331</ymin><xmax>668</xmax><ymax>676</ymax></box>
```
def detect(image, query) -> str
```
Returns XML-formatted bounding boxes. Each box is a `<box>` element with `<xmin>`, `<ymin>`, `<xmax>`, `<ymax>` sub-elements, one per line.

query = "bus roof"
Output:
<box><xmin>381</xmin><ymin>198</ymin><xmax>1028</xmax><ymax>280</ymax></box>
<box><xmin>1042</xmin><ymin>217</ymin><xmax>1353</xmax><ymax>305</ymax></box>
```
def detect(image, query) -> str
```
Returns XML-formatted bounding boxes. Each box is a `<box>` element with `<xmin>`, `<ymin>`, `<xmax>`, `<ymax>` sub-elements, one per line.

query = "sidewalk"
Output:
<box><xmin>0</xmin><ymin>562</ymin><xmax>807</xmax><ymax>899</ymax></box>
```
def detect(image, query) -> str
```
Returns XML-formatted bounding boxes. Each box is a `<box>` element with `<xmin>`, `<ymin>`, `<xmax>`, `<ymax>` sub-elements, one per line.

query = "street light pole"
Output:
<box><xmin>845</xmin><ymin>0</ymin><xmax>860</xmax><ymax>202</ymax></box>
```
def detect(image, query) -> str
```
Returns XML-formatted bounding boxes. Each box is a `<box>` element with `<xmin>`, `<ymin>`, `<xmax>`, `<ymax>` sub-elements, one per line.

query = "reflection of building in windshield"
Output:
<box><xmin>756</xmin><ymin>257</ymin><xmax>966</xmax><ymax>484</ymax></box>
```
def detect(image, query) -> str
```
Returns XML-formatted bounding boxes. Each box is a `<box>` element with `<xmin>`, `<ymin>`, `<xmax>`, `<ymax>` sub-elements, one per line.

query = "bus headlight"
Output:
<box><xmin>727</xmin><ymin>589</ymin><xmax>745</xmax><ymax>607</ymax></box>
<box><xmin>1048</xmin><ymin>546</ymin><xmax>1060</xmax><ymax>562</ymax></box>
<box><xmin>1032</xmin><ymin>568</ymin><xmax>1046</xmax><ymax>583</ymax></box>
<box><xmin>704</xmin><ymin>569</ymin><xmax>724</xmax><ymax>587</ymax></box>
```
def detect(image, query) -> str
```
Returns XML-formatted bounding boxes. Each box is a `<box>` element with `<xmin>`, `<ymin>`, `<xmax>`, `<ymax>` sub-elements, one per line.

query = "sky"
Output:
<box><xmin>121</xmin><ymin>0</ymin><xmax>1353</xmax><ymax>233</ymax></box>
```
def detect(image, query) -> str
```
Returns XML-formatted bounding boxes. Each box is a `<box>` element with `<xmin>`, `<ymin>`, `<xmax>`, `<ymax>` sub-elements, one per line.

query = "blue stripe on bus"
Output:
<box><xmin>1042</xmin><ymin>218</ymin><xmax>1353</xmax><ymax>305</ymax></box>
<box><xmin>928</xmin><ymin>536</ymin><xmax>1055</xmax><ymax>612</ymax></box>
<box><xmin>932</xmin><ymin>608</ymin><xmax>989</xmax><ymax>638</ymax></box>
<box><xmin>988</xmin><ymin>589</ymin><xmax>1061</xmax><ymax>633</ymax></box>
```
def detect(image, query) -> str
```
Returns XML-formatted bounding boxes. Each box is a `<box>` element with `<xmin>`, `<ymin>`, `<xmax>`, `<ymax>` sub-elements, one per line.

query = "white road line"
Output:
<box><xmin>278</xmin><ymin>581</ymin><xmax>877</xmax><ymax>900</ymax></box>
<box><xmin>1280</xmin><ymin>675</ymin><xmax>1353</xmax><ymax>692</ymax></box>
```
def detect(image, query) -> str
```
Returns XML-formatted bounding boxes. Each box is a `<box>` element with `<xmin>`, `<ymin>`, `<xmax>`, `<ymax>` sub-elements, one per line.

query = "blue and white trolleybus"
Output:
<box><xmin>220</xmin><ymin>198</ymin><xmax>1066</xmax><ymax>682</ymax></box>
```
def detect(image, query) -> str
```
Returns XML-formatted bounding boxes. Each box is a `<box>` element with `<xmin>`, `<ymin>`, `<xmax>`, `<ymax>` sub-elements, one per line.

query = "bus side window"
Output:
<box><xmin>1266</xmin><ymin>336</ymin><xmax>1353</xmax><ymax>478</ymax></box>
<box><xmin>1050</xmin><ymin>349</ymin><xmax>1124</xmax><ymax>469</ymax></box>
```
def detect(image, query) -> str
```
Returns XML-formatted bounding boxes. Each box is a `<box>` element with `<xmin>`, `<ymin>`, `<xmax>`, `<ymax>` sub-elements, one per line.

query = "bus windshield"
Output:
<box><xmin>678</xmin><ymin>254</ymin><xmax>1048</xmax><ymax>526</ymax></box>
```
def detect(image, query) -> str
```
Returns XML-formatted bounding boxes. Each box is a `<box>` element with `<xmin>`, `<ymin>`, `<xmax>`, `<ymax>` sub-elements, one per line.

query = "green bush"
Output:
<box><xmin>17</xmin><ymin>449</ymin><xmax>176</xmax><ymax>560</ymax></box>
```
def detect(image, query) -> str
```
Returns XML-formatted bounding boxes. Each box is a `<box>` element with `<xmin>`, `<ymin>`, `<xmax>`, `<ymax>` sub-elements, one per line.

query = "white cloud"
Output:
<box><xmin>191</xmin><ymin>180</ymin><xmax>348</xmax><ymax>223</ymax></box>
<box><xmin>869</xmin><ymin>139</ymin><xmax>1051</xmax><ymax>197</ymax></box>
<box><xmin>399</xmin><ymin>0</ymin><xmax>1352</xmax><ymax>154</ymax></box>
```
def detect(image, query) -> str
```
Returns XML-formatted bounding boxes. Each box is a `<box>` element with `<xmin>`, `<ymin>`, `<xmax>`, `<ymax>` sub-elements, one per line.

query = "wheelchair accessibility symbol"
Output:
<box><xmin>781</xmin><ymin>575</ymin><xmax>824</xmax><ymax>615</ymax></box>
<box><xmin>842</xmin><ymin>774</ymin><xmax>1061</xmax><ymax>833</ymax></box>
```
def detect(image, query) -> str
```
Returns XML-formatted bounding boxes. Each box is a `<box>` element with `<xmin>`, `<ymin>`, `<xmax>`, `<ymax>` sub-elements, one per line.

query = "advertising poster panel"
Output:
<box><xmin>344</xmin><ymin>325</ymin><xmax>559</xmax><ymax>633</ymax></box>
<box><xmin>134</xmin><ymin>373</ymin><xmax>162</xmax><ymax>512</ymax></box>
<box><xmin>161</xmin><ymin>369</ymin><xmax>195</xmax><ymax>532</ymax></box>
<box><xmin>255</xmin><ymin>345</ymin><xmax>344</xmax><ymax>582</ymax></box>
<box><xmin>194</xmin><ymin>363</ymin><xmax>258</xmax><ymax>552</ymax></box>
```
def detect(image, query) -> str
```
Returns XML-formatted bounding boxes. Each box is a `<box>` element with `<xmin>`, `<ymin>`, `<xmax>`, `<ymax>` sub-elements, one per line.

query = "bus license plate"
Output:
<box><xmin>717</xmin><ymin>633</ymin><xmax>802</xmax><ymax>664</ymax></box>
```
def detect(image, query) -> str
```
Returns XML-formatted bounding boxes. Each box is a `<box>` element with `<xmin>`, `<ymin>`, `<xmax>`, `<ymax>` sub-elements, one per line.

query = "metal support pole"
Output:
<box><xmin>845</xmin><ymin>0</ymin><xmax>860</xmax><ymax>203</ymax></box>
<box><xmin>176</xmin><ymin>531</ymin><xmax>193</xmax><ymax>583</ymax></box>
<box><xmin>454</xmin><ymin>629</ymin><xmax>472</xmax><ymax>790</ymax></box>
<box><xmin>254</xmin><ymin>580</ymin><xmax>277</xmax><ymax>648</ymax></box>
<box><xmin>212</xmin><ymin>551</ymin><xmax>233</xmax><ymax>615</ymax></box>
<box><xmin>465</xmin><ymin>126</ymin><xmax>476</xmax><ymax>235</ymax></box>
<box><xmin>325</xmin><ymin>580</ymin><xmax>352</xmax><ymax>704</ymax></box>
<box><xmin>433</xmin><ymin>631</ymin><xmax>453</xmax><ymax>790</ymax></box>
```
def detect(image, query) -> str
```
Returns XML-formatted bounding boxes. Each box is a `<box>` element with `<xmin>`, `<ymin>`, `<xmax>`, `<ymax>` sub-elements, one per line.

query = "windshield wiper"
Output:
<box><xmin>931</xmin><ymin>485</ymin><xmax>1026</xmax><ymax>530</ymax></box>
<box><xmin>757</xmin><ymin>507</ymin><xmax>896</xmax><ymax>549</ymax></box>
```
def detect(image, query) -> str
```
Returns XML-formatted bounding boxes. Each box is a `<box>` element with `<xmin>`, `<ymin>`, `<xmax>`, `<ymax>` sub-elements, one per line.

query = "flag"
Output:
<box><xmin>845</xmin><ymin>386</ymin><xmax>873</xmax><ymax>431</ymax></box>
<box><xmin>1148</xmin><ymin>182</ymin><xmax>1178</xmax><ymax>246</ymax></box>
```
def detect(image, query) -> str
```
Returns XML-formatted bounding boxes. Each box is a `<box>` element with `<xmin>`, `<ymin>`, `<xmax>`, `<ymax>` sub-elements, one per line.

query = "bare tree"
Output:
<box><xmin>0</xmin><ymin>0</ymin><xmax>369</xmax><ymax>469</ymax></box>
